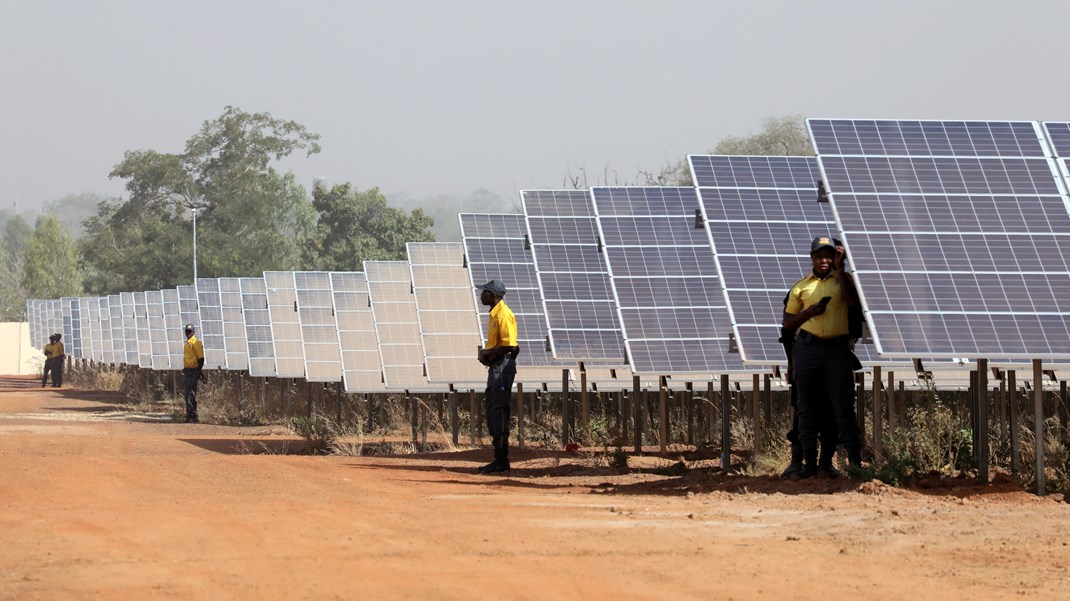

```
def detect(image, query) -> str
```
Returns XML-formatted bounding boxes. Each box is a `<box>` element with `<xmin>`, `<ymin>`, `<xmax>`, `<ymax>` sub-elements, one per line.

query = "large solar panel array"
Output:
<box><xmin>108</xmin><ymin>294</ymin><xmax>124</xmax><ymax>364</ymax></box>
<box><xmin>294</xmin><ymin>271</ymin><xmax>343</xmax><ymax>382</ymax></box>
<box><xmin>592</xmin><ymin>187</ymin><xmax>747</xmax><ymax>375</ymax></box>
<box><xmin>220</xmin><ymin>278</ymin><xmax>249</xmax><ymax>371</ymax></box>
<box><xmin>408</xmin><ymin>243</ymin><xmax>485</xmax><ymax>386</ymax></box>
<box><xmin>330</xmin><ymin>271</ymin><xmax>385</xmax><ymax>392</ymax></box>
<box><xmin>459</xmin><ymin>213</ymin><xmax>568</xmax><ymax>385</ymax></box>
<box><xmin>240</xmin><ymin>277</ymin><xmax>275</xmax><ymax>377</ymax></box>
<box><xmin>146</xmin><ymin>290</ymin><xmax>170</xmax><ymax>370</ymax></box>
<box><xmin>133</xmin><ymin>291</ymin><xmax>152</xmax><ymax>368</ymax></box>
<box><xmin>120</xmin><ymin>292</ymin><xmax>138</xmax><ymax>365</ymax></box>
<box><xmin>521</xmin><ymin>190</ymin><xmax>628</xmax><ymax>363</ymax></box>
<box><xmin>195</xmin><ymin>279</ymin><xmax>226</xmax><ymax>369</ymax></box>
<box><xmin>690</xmin><ymin>155</ymin><xmax>838</xmax><ymax>364</ymax></box>
<box><xmin>265</xmin><ymin>271</ymin><xmax>305</xmax><ymax>378</ymax></box>
<box><xmin>365</xmin><ymin>261</ymin><xmax>427</xmax><ymax>390</ymax></box>
<box><xmin>810</xmin><ymin>119</ymin><xmax>1070</xmax><ymax>358</ymax></box>
<box><xmin>161</xmin><ymin>289</ymin><xmax>182</xmax><ymax>369</ymax></box>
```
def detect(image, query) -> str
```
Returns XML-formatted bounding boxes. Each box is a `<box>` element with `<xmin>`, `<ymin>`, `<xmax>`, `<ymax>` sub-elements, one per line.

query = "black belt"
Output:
<box><xmin>797</xmin><ymin>331</ymin><xmax>849</xmax><ymax>345</ymax></box>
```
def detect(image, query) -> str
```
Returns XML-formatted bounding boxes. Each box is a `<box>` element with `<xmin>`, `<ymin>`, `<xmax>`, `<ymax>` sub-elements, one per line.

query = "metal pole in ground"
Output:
<box><xmin>517</xmin><ymin>382</ymin><xmax>524</xmax><ymax>449</ymax></box>
<box><xmin>720</xmin><ymin>374</ymin><xmax>731</xmax><ymax>470</ymax></box>
<box><xmin>872</xmin><ymin>365</ymin><xmax>883</xmax><ymax>463</ymax></box>
<box><xmin>450</xmin><ymin>388</ymin><xmax>459</xmax><ymax>446</ymax></box>
<box><xmin>560</xmin><ymin>369</ymin><xmax>570</xmax><ymax>447</ymax></box>
<box><xmin>977</xmin><ymin>359</ymin><xmax>989</xmax><ymax>484</ymax></box>
<box><xmin>751</xmin><ymin>373</ymin><xmax>761</xmax><ymax>453</ymax></box>
<box><xmin>658</xmin><ymin>377</ymin><xmax>668</xmax><ymax>453</ymax></box>
<box><xmin>580</xmin><ymin>368</ymin><xmax>589</xmax><ymax>439</ymax></box>
<box><xmin>469</xmin><ymin>390</ymin><xmax>478</xmax><ymax>446</ymax></box>
<box><xmin>707</xmin><ymin>380</ymin><xmax>715</xmax><ymax>444</ymax></box>
<box><xmin>631</xmin><ymin>375</ymin><xmax>641</xmax><ymax>454</ymax></box>
<box><xmin>1033</xmin><ymin>359</ymin><xmax>1045</xmax><ymax>496</ymax></box>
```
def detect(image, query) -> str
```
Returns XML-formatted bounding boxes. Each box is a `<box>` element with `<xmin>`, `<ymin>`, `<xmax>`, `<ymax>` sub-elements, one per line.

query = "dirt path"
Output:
<box><xmin>1</xmin><ymin>377</ymin><xmax>1067</xmax><ymax>600</ymax></box>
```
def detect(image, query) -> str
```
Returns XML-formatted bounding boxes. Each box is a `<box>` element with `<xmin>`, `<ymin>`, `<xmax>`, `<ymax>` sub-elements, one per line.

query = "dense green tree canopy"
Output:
<box><xmin>21</xmin><ymin>214</ymin><xmax>83</xmax><ymax>301</ymax></box>
<box><xmin>304</xmin><ymin>182</ymin><xmax>435</xmax><ymax>271</ymax></box>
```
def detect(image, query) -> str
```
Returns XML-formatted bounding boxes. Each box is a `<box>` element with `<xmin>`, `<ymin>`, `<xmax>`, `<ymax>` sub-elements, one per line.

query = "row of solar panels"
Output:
<box><xmin>27</xmin><ymin>119</ymin><xmax>1070</xmax><ymax>388</ymax></box>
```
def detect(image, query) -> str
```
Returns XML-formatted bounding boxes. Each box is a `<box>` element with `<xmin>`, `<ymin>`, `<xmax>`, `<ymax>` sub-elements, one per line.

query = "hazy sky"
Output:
<box><xmin>3</xmin><ymin>0</ymin><xmax>1069</xmax><ymax>215</ymax></box>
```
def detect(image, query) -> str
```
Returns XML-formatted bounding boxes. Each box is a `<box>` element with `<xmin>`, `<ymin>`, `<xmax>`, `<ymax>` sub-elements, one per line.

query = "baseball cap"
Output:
<box><xmin>480</xmin><ymin>279</ymin><xmax>507</xmax><ymax>296</ymax></box>
<box><xmin>184</xmin><ymin>323</ymin><xmax>195</xmax><ymax>332</ymax></box>
<box><xmin>811</xmin><ymin>237</ymin><xmax>837</xmax><ymax>253</ymax></box>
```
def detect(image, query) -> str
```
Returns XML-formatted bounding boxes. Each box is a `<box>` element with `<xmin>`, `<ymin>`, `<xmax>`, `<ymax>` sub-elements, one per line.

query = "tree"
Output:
<box><xmin>43</xmin><ymin>193</ymin><xmax>110</xmax><ymax>237</ymax></box>
<box><xmin>713</xmin><ymin>114</ymin><xmax>813</xmax><ymax>156</ymax></box>
<box><xmin>0</xmin><ymin>214</ymin><xmax>33</xmax><ymax>320</ymax></box>
<box><xmin>21</xmin><ymin>214</ymin><xmax>83</xmax><ymax>301</ymax></box>
<box><xmin>304</xmin><ymin>182</ymin><xmax>435</xmax><ymax>270</ymax></box>
<box><xmin>81</xmin><ymin>107</ymin><xmax>320</xmax><ymax>293</ymax></box>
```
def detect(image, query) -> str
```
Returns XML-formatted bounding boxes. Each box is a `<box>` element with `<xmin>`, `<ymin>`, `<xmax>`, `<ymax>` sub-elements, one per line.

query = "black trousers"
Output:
<box><xmin>484</xmin><ymin>355</ymin><xmax>517</xmax><ymax>453</ymax></box>
<box><xmin>792</xmin><ymin>334</ymin><xmax>860</xmax><ymax>458</ymax></box>
<box><xmin>42</xmin><ymin>358</ymin><xmax>53</xmax><ymax>386</ymax></box>
<box><xmin>183</xmin><ymin>371</ymin><xmax>199</xmax><ymax>419</ymax></box>
<box><xmin>51</xmin><ymin>358</ymin><xmax>63</xmax><ymax>387</ymax></box>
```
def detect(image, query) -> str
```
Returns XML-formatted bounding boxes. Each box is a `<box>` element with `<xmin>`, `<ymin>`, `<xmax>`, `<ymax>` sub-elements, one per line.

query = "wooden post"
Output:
<box><xmin>1033</xmin><ymin>359</ymin><xmax>1045</xmax><ymax>496</ymax></box>
<box><xmin>632</xmin><ymin>375</ymin><xmax>642</xmax><ymax>454</ymax></box>
<box><xmin>449</xmin><ymin>389</ymin><xmax>459</xmax><ymax>446</ymax></box>
<box><xmin>561</xmin><ymin>369</ymin><xmax>570</xmax><ymax>447</ymax></box>
<box><xmin>1009</xmin><ymin>370</ymin><xmax>1020</xmax><ymax>475</ymax></box>
<box><xmin>871</xmin><ymin>366</ymin><xmax>882</xmax><ymax>463</ymax></box>
<box><xmin>856</xmin><ymin>372</ymin><xmax>866</xmax><ymax>451</ymax></box>
<box><xmin>887</xmin><ymin>371</ymin><xmax>896</xmax><ymax>432</ymax></box>
<box><xmin>720</xmin><ymin>374</ymin><xmax>731</xmax><ymax>470</ymax></box>
<box><xmin>580</xmin><ymin>369</ymin><xmax>589</xmax><ymax>439</ymax></box>
<box><xmin>976</xmin><ymin>359</ymin><xmax>989</xmax><ymax>484</ymax></box>
<box><xmin>658</xmin><ymin>377</ymin><xmax>668</xmax><ymax>453</ymax></box>
<box><xmin>898</xmin><ymin>381</ymin><xmax>906</xmax><ymax>426</ymax></box>
<box><xmin>707</xmin><ymin>380</ymin><xmax>716</xmax><ymax>444</ymax></box>
<box><xmin>469</xmin><ymin>390</ymin><xmax>478</xmax><ymax>446</ymax></box>
<box><xmin>517</xmin><ymin>383</ymin><xmax>525</xmax><ymax>449</ymax></box>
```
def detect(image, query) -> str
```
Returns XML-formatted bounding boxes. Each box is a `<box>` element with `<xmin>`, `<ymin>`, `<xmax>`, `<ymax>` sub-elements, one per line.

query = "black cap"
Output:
<box><xmin>480</xmin><ymin>279</ymin><xmax>507</xmax><ymax>296</ymax></box>
<box><xmin>811</xmin><ymin>237</ymin><xmax>836</xmax><ymax>253</ymax></box>
<box><xmin>184</xmin><ymin>324</ymin><xmax>195</xmax><ymax>332</ymax></box>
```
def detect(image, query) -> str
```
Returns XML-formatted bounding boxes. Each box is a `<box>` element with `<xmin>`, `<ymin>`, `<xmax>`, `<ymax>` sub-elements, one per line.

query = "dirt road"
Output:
<box><xmin>1</xmin><ymin>377</ymin><xmax>1067</xmax><ymax>600</ymax></box>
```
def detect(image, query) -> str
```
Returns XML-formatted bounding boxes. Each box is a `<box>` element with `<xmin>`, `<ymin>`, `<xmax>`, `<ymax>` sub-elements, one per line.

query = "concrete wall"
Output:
<box><xmin>0</xmin><ymin>322</ymin><xmax>42</xmax><ymax>376</ymax></box>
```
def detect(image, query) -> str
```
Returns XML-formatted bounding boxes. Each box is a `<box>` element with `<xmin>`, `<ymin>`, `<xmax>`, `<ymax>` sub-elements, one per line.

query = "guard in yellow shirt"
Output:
<box><xmin>783</xmin><ymin>237</ymin><xmax>861</xmax><ymax>478</ymax></box>
<box><xmin>476</xmin><ymin>279</ymin><xmax>519</xmax><ymax>473</ymax></box>
<box><xmin>50</xmin><ymin>333</ymin><xmax>65</xmax><ymax>387</ymax></box>
<box><xmin>182</xmin><ymin>324</ymin><xmax>206</xmax><ymax>423</ymax></box>
<box><xmin>42</xmin><ymin>334</ymin><xmax>57</xmax><ymax>387</ymax></box>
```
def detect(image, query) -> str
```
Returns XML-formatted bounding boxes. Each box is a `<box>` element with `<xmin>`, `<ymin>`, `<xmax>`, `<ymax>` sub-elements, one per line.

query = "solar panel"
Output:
<box><xmin>77</xmin><ymin>298</ymin><xmax>92</xmax><ymax>362</ymax></box>
<box><xmin>264</xmin><ymin>271</ymin><xmax>305</xmax><ymax>378</ymax></box>
<box><xmin>365</xmin><ymin>260</ymin><xmax>427</xmax><ymax>390</ymax></box>
<box><xmin>145</xmin><ymin>290</ymin><xmax>168</xmax><ymax>370</ymax></box>
<box><xmin>61</xmin><ymin>298</ymin><xmax>79</xmax><ymax>360</ymax></box>
<box><xmin>195</xmin><ymin>279</ymin><xmax>225</xmax><ymax>369</ymax></box>
<box><xmin>330</xmin><ymin>271</ymin><xmax>385</xmax><ymax>392</ymax></box>
<box><xmin>108</xmin><ymin>294</ymin><xmax>125</xmax><ymax>364</ymax></box>
<box><xmin>294</xmin><ymin>271</ymin><xmax>342</xmax><ymax>382</ymax></box>
<box><xmin>591</xmin><ymin>186</ymin><xmax>747</xmax><ymax>376</ymax></box>
<box><xmin>810</xmin><ymin>118</ymin><xmax>1070</xmax><ymax>358</ymax></box>
<box><xmin>133</xmin><ymin>291</ymin><xmax>153</xmax><ymax>368</ymax></box>
<box><xmin>219</xmin><ymin>277</ymin><xmax>248</xmax><ymax>371</ymax></box>
<box><xmin>407</xmin><ymin>242</ymin><xmax>485</xmax><ymax>386</ymax></box>
<box><xmin>86</xmin><ymin>298</ymin><xmax>103</xmax><ymax>363</ymax></box>
<box><xmin>240</xmin><ymin>277</ymin><xmax>275</xmax><ymax>377</ymax></box>
<box><xmin>177</xmin><ymin>285</ymin><xmax>199</xmax><ymax>338</ymax></box>
<box><xmin>521</xmin><ymin>190</ymin><xmax>627</xmax><ymax>362</ymax></box>
<box><xmin>118</xmin><ymin>292</ymin><xmax>138</xmax><ymax>365</ymax></box>
<box><xmin>460</xmin><ymin>213</ymin><xmax>569</xmax><ymax>386</ymax></box>
<box><xmin>161</xmin><ymin>289</ymin><xmax>182</xmax><ymax>369</ymax></box>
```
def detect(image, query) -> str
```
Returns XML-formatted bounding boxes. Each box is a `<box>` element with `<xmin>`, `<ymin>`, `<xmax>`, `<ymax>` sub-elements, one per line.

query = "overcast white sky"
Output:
<box><xmin>2</xmin><ymin>0</ymin><xmax>1069</xmax><ymax>215</ymax></box>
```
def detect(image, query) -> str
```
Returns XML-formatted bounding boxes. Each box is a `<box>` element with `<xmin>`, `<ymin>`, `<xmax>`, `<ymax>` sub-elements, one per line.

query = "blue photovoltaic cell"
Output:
<box><xmin>522</xmin><ymin>190</ymin><xmax>626</xmax><ymax>362</ymax></box>
<box><xmin>240</xmin><ymin>277</ymin><xmax>275</xmax><ymax>377</ymax></box>
<box><xmin>330</xmin><ymin>271</ymin><xmax>385</xmax><ymax>393</ymax></box>
<box><xmin>1043</xmin><ymin>122</ymin><xmax>1070</xmax><ymax>157</ymax></box>
<box><xmin>108</xmin><ymin>294</ymin><xmax>125</xmax><ymax>364</ymax></box>
<box><xmin>810</xmin><ymin>118</ymin><xmax>1070</xmax><ymax>358</ymax></box>
<box><xmin>265</xmin><ymin>271</ymin><xmax>305</xmax><ymax>378</ymax></box>
<box><xmin>690</xmin><ymin>155</ymin><xmax>819</xmax><ymax>189</ymax></box>
<box><xmin>592</xmin><ymin>186</ymin><xmax>745</xmax><ymax>375</ymax></box>
<box><xmin>365</xmin><ymin>260</ymin><xmax>427</xmax><ymax>390</ymax></box>
<box><xmin>195</xmin><ymin>279</ymin><xmax>225</xmax><ymax>369</ymax></box>
<box><xmin>162</xmin><ymin>289</ymin><xmax>183</xmax><ymax>370</ymax></box>
<box><xmin>460</xmin><ymin>213</ymin><xmax>563</xmax><ymax>384</ymax></box>
<box><xmin>294</xmin><ymin>271</ymin><xmax>343</xmax><ymax>382</ymax></box>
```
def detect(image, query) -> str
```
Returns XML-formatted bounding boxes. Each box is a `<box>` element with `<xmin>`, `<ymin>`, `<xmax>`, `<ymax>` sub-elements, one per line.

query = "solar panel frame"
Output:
<box><xmin>365</xmin><ymin>260</ymin><xmax>429</xmax><ymax>391</ymax></box>
<box><xmin>88</xmin><ymin>297</ymin><xmax>104</xmax><ymax>363</ymax></box>
<box><xmin>240</xmin><ymin>277</ymin><xmax>275</xmax><ymax>377</ymax></box>
<box><xmin>119</xmin><ymin>292</ymin><xmax>139</xmax><ymax>365</ymax></box>
<box><xmin>294</xmin><ymin>271</ymin><xmax>343</xmax><ymax>382</ymax></box>
<box><xmin>810</xmin><ymin>118</ymin><xmax>1070</xmax><ymax>359</ymax></box>
<box><xmin>108</xmin><ymin>294</ymin><xmax>125</xmax><ymax>364</ymax></box>
<box><xmin>161</xmin><ymin>289</ymin><xmax>182</xmax><ymax>370</ymax></box>
<box><xmin>61</xmin><ymin>298</ymin><xmax>78</xmax><ymax>360</ymax></box>
<box><xmin>195</xmin><ymin>279</ymin><xmax>226</xmax><ymax>369</ymax></box>
<box><xmin>133</xmin><ymin>291</ymin><xmax>153</xmax><ymax>368</ymax></box>
<box><xmin>219</xmin><ymin>277</ymin><xmax>249</xmax><ymax>371</ymax></box>
<box><xmin>592</xmin><ymin>186</ymin><xmax>747</xmax><ymax>377</ymax></box>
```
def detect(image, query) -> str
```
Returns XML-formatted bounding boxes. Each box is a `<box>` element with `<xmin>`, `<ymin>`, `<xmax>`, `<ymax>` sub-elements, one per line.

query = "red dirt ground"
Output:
<box><xmin>1</xmin><ymin>375</ymin><xmax>1068</xmax><ymax>600</ymax></box>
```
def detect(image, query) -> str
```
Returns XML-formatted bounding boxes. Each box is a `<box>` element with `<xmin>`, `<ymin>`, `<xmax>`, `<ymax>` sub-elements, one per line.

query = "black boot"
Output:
<box><xmin>818</xmin><ymin>445</ymin><xmax>841</xmax><ymax>479</ymax></box>
<box><xmin>847</xmin><ymin>447</ymin><xmax>863</xmax><ymax>467</ymax></box>
<box><xmin>780</xmin><ymin>441</ymin><xmax>804</xmax><ymax>479</ymax></box>
<box><xmin>796</xmin><ymin>449</ymin><xmax>819</xmax><ymax>479</ymax></box>
<box><xmin>478</xmin><ymin>449</ymin><xmax>510</xmax><ymax>474</ymax></box>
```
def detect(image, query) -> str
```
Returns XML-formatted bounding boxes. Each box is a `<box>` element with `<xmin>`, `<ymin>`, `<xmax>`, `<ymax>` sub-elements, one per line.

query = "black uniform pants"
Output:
<box><xmin>51</xmin><ymin>358</ymin><xmax>63</xmax><ymax>387</ymax></box>
<box><xmin>792</xmin><ymin>334</ymin><xmax>859</xmax><ymax>458</ymax></box>
<box><xmin>42</xmin><ymin>358</ymin><xmax>53</xmax><ymax>386</ymax></box>
<box><xmin>484</xmin><ymin>355</ymin><xmax>517</xmax><ymax>453</ymax></box>
<box><xmin>183</xmin><ymin>371</ymin><xmax>200</xmax><ymax>419</ymax></box>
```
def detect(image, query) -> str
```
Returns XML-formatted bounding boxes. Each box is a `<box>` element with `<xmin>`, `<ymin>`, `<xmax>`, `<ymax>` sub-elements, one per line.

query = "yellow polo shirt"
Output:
<box><xmin>43</xmin><ymin>342</ymin><xmax>56</xmax><ymax>358</ymax></box>
<box><xmin>485</xmin><ymin>301</ymin><xmax>517</xmax><ymax>349</ymax></box>
<box><xmin>53</xmin><ymin>342</ymin><xmax>65</xmax><ymax>358</ymax></box>
<box><xmin>786</xmin><ymin>272</ymin><xmax>850</xmax><ymax>339</ymax></box>
<box><xmin>183</xmin><ymin>335</ymin><xmax>205</xmax><ymax>369</ymax></box>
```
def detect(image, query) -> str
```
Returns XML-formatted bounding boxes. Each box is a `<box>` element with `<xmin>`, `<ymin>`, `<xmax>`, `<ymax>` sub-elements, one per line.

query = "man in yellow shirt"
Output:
<box><xmin>476</xmin><ymin>279</ymin><xmax>519</xmax><ymax>474</ymax></box>
<box><xmin>42</xmin><ymin>334</ymin><xmax>57</xmax><ymax>387</ymax></box>
<box><xmin>783</xmin><ymin>237</ymin><xmax>861</xmax><ymax>478</ymax></box>
<box><xmin>50</xmin><ymin>333</ymin><xmax>65</xmax><ymax>387</ymax></box>
<box><xmin>182</xmin><ymin>324</ymin><xmax>206</xmax><ymax>423</ymax></box>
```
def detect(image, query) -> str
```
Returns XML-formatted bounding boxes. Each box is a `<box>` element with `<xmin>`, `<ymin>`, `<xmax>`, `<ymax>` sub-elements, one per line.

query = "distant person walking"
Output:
<box><xmin>50</xmin><ymin>333</ymin><xmax>65</xmax><ymax>387</ymax></box>
<box><xmin>182</xmin><ymin>324</ymin><xmax>205</xmax><ymax>423</ymax></box>
<box><xmin>42</xmin><ymin>334</ymin><xmax>57</xmax><ymax>387</ymax></box>
<box><xmin>476</xmin><ymin>279</ymin><xmax>519</xmax><ymax>474</ymax></box>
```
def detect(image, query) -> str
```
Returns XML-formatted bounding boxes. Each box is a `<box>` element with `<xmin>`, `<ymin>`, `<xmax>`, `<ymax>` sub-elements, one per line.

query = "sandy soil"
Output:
<box><xmin>1</xmin><ymin>375</ymin><xmax>1067</xmax><ymax>600</ymax></box>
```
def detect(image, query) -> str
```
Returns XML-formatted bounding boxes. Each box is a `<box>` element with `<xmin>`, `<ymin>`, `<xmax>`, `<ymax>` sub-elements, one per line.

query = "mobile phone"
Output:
<box><xmin>817</xmin><ymin>296</ymin><xmax>832</xmax><ymax>308</ymax></box>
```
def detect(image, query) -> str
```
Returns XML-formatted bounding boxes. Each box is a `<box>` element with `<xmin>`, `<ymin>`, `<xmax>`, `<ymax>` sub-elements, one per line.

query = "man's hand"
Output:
<box><xmin>834</xmin><ymin>247</ymin><xmax>846</xmax><ymax>271</ymax></box>
<box><xmin>198</xmin><ymin>369</ymin><xmax>206</xmax><ymax>382</ymax></box>
<box><xmin>477</xmin><ymin>349</ymin><xmax>490</xmax><ymax>366</ymax></box>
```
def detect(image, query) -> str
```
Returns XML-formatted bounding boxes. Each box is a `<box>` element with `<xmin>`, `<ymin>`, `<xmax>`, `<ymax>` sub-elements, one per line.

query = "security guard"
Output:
<box><xmin>476</xmin><ymin>279</ymin><xmax>519</xmax><ymax>474</ymax></box>
<box><xmin>784</xmin><ymin>237</ymin><xmax>862</xmax><ymax>478</ymax></box>
<box><xmin>51</xmin><ymin>333</ymin><xmax>65</xmax><ymax>387</ymax></box>
<box><xmin>42</xmin><ymin>334</ymin><xmax>57</xmax><ymax>387</ymax></box>
<box><xmin>182</xmin><ymin>324</ymin><xmax>205</xmax><ymax>423</ymax></box>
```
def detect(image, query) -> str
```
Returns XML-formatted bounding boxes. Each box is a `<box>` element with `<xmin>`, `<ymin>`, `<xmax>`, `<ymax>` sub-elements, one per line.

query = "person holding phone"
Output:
<box><xmin>783</xmin><ymin>236</ymin><xmax>862</xmax><ymax>478</ymax></box>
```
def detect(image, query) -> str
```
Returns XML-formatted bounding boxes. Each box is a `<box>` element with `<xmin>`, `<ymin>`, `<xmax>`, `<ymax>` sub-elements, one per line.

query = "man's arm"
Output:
<box><xmin>834</xmin><ymin>248</ymin><xmax>859</xmax><ymax>306</ymax></box>
<box><xmin>782</xmin><ymin>304</ymin><xmax>825</xmax><ymax>332</ymax></box>
<box><xmin>479</xmin><ymin>345</ymin><xmax>517</xmax><ymax>365</ymax></box>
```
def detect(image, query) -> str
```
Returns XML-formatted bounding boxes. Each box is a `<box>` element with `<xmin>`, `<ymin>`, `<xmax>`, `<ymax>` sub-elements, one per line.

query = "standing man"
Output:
<box><xmin>42</xmin><ymin>334</ymin><xmax>57</xmax><ymax>387</ymax></box>
<box><xmin>783</xmin><ymin>237</ymin><xmax>862</xmax><ymax>478</ymax></box>
<box><xmin>50</xmin><ymin>333</ymin><xmax>65</xmax><ymax>387</ymax></box>
<box><xmin>476</xmin><ymin>279</ymin><xmax>519</xmax><ymax>474</ymax></box>
<box><xmin>182</xmin><ymin>324</ymin><xmax>205</xmax><ymax>423</ymax></box>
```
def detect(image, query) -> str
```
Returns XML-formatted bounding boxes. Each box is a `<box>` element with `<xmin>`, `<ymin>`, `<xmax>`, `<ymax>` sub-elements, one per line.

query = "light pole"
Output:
<box><xmin>192</xmin><ymin>207</ymin><xmax>200</xmax><ymax>281</ymax></box>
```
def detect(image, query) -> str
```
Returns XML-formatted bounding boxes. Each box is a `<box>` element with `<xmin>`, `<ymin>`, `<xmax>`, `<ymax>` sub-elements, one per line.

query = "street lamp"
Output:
<box><xmin>190</xmin><ymin>201</ymin><xmax>209</xmax><ymax>281</ymax></box>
